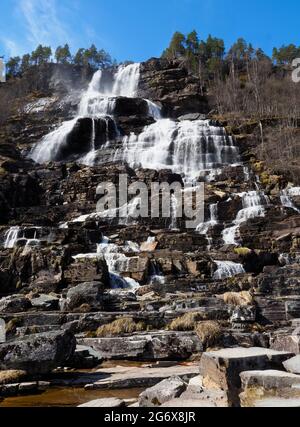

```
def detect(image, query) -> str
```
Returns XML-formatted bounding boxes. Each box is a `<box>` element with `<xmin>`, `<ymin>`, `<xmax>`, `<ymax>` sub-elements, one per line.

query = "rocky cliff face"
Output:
<box><xmin>0</xmin><ymin>58</ymin><xmax>300</xmax><ymax>369</ymax></box>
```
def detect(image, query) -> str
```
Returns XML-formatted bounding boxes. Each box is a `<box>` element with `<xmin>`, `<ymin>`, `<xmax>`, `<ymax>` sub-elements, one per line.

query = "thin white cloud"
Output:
<box><xmin>19</xmin><ymin>0</ymin><xmax>71</xmax><ymax>48</ymax></box>
<box><xmin>1</xmin><ymin>38</ymin><xmax>22</xmax><ymax>57</ymax></box>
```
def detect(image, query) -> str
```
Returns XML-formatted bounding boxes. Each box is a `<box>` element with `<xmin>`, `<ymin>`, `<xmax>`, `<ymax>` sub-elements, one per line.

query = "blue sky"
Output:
<box><xmin>1</xmin><ymin>0</ymin><xmax>300</xmax><ymax>62</ymax></box>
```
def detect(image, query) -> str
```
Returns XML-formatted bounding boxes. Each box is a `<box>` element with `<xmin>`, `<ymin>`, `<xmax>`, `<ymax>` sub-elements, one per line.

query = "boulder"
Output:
<box><xmin>271</xmin><ymin>332</ymin><xmax>300</xmax><ymax>354</ymax></box>
<box><xmin>200</xmin><ymin>347</ymin><xmax>294</xmax><ymax>407</ymax></box>
<box><xmin>80</xmin><ymin>331</ymin><xmax>202</xmax><ymax>361</ymax></box>
<box><xmin>63</xmin><ymin>257</ymin><xmax>109</xmax><ymax>287</ymax></box>
<box><xmin>283</xmin><ymin>355</ymin><xmax>300</xmax><ymax>374</ymax></box>
<box><xmin>68</xmin><ymin>345</ymin><xmax>102</xmax><ymax>369</ymax></box>
<box><xmin>139</xmin><ymin>376</ymin><xmax>187</xmax><ymax>407</ymax></box>
<box><xmin>30</xmin><ymin>294</ymin><xmax>59</xmax><ymax>311</ymax></box>
<box><xmin>240</xmin><ymin>370</ymin><xmax>300</xmax><ymax>407</ymax></box>
<box><xmin>0</xmin><ymin>330</ymin><xmax>76</xmax><ymax>374</ymax></box>
<box><xmin>61</xmin><ymin>282</ymin><xmax>105</xmax><ymax>312</ymax></box>
<box><xmin>0</xmin><ymin>295</ymin><xmax>31</xmax><ymax>314</ymax></box>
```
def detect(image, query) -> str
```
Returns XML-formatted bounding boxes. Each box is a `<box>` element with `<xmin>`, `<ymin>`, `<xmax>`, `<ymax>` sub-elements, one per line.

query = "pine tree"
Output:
<box><xmin>55</xmin><ymin>44</ymin><xmax>72</xmax><ymax>64</ymax></box>
<box><xmin>6</xmin><ymin>56</ymin><xmax>21</xmax><ymax>77</ymax></box>
<box><xmin>162</xmin><ymin>32</ymin><xmax>186</xmax><ymax>60</ymax></box>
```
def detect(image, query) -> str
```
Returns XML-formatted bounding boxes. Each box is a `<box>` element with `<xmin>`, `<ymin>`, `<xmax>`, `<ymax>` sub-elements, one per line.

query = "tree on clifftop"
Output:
<box><xmin>162</xmin><ymin>32</ymin><xmax>186</xmax><ymax>60</ymax></box>
<box><xmin>6</xmin><ymin>56</ymin><xmax>21</xmax><ymax>77</ymax></box>
<box><xmin>31</xmin><ymin>45</ymin><xmax>52</xmax><ymax>65</ymax></box>
<box><xmin>55</xmin><ymin>44</ymin><xmax>72</xmax><ymax>64</ymax></box>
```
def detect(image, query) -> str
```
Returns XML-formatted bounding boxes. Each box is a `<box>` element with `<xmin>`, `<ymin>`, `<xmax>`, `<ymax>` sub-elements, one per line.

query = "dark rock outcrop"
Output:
<box><xmin>0</xmin><ymin>330</ymin><xmax>76</xmax><ymax>374</ymax></box>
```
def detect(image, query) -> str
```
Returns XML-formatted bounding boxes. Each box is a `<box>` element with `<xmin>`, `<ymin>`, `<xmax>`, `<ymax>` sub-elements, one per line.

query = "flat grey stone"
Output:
<box><xmin>283</xmin><ymin>355</ymin><xmax>300</xmax><ymax>374</ymax></box>
<box><xmin>254</xmin><ymin>397</ymin><xmax>300</xmax><ymax>407</ymax></box>
<box><xmin>78</xmin><ymin>398</ymin><xmax>125</xmax><ymax>407</ymax></box>
<box><xmin>139</xmin><ymin>376</ymin><xmax>187</xmax><ymax>407</ymax></box>
<box><xmin>162</xmin><ymin>399</ymin><xmax>216</xmax><ymax>407</ymax></box>
<box><xmin>85</xmin><ymin>364</ymin><xmax>198</xmax><ymax>390</ymax></box>
<box><xmin>240</xmin><ymin>370</ymin><xmax>300</xmax><ymax>390</ymax></box>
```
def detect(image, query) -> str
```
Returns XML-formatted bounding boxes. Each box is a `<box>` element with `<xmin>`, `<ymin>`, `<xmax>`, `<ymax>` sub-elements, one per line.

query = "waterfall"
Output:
<box><xmin>29</xmin><ymin>63</ymin><xmax>141</xmax><ymax>164</ymax></box>
<box><xmin>197</xmin><ymin>203</ymin><xmax>218</xmax><ymax>234</ymax></box>
<box><xmin>222</xmin><ymin>191</ymin><xmax>269</xmax><ymax>246</ymax></box>
<box><xmin>213</xmin><ymin>260</ymin><xmax>245</xmax><ymax>280</ymax></box>
<box><xmin>73</xmin><ymin>237</ymin><xmax>140</xmax><ymax>290</ymax></box>
<box><xmin>111</xmin><ymin>63</ymin><xmax>140</xmax><ymax>97</ymax></box>
<box><xmin>280</xmin><ymin>189</ymin><xmax>300</xmax><ymax>213</ymax></box>
<box><xmin>4</xmin><ymin>226</ymin><xmax>20</xmax><ymax>249</ymax></box>
<box><xmin>97</xmin><ymin>237</ymin><xmax>140</xmax><ymax>289</ymax></box>
<box><xmin>146</xmin><ymin>100</ymin><xmax>162</xmax><ymax>120</ymax></box>
<box><xmin>149</xmin><ymin>261</ymin><xmax>165</xmax><ymax>285</ymax></box>
<box><xmin>30</xmin><ymin>118</ymin><xmax>78</xmax><ymax>164</ymax></box>
<box><xmin>113</xmin><ymin>119</ymin><xmax>240</xmax><ymax>182</ymax></box>
<box><xmin>170</xmin><ymin>193</ymin><xmax>179</xmax><ymax>230</ymax></box>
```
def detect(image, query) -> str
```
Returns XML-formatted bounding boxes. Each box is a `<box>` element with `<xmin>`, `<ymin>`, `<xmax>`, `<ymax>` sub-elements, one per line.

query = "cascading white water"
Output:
<box><xmin>97</xmin><ymin>237</ymin><xmax>140</xmax><ymax>289</ymax></box>
<box><xmin>112</xmin><ymin>63</ymin><xmax>140</xmax><ymax>97</ymax></box>
<box><xmin>197</xmin><ymin>203</ymin><xmax>218</xmax><ymax>234</ymax></box>
<box><xmin>222</xmin><ymin>191</ymin><xmax>269</xmax><ymax>246</ymax></box>
<box><xmin>146</xmin><ymin>100</ymin><xmax>162</xmax><ymax>120</ymax></box>
<box><xmin>73</xmin><ymin>236</ymin><xmax>140</xmax><ymax>290</ymax></box>
<box><xmin>4</xmin><ymin>226</ymin><xmax>20</xmax><ymax>249</ymax></box>
<box><xmin>280</xmin><ymin>189</ymin><xmax>300</xmax><ymax>213</ymax></box>
<box><xmin>149</xmin><ymin>261</ymin><xmax>165</xmax><ymax>285</ymax></box>
<box><xmin>170</xmin><ymin>193</ymin><xmax>179</xmax><ymax>230</ymax></box>
<box><xmin>213</xmin><ymin>260</ymin><xmax>245</xmax><ymax>280</ymax></box>
<box><xmin>30</xmin><ymin>64</ymin><xmax>141</xmax><ymax>164</ymax></box>
<box><xmin>288</xmin><ymin>187</ymin><xmax>300</xmax><ymax>197</ymax></box>
<box><xmin>30</xmin><ymin>118</ymin><xmax>78</xmax><ymax>164</ymax></box>
<box><xmin>113</xmin><ymin>119</ymin><xmax>240</xmax><ymax>182</ymax></box>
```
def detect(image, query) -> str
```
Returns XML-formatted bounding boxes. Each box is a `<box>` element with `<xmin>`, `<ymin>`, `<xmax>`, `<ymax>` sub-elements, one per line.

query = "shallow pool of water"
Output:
<box><xmin>0</xmin><ymin>387</ymin><xmax>143</xmax><ymax>408</ymax></box>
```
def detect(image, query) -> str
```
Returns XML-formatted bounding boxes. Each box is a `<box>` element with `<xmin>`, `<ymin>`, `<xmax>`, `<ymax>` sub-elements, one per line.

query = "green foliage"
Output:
<box><xmin>74</xmin><ymin>44</ymin><xmax>112</xmax><ymax>69</ymax></box>
<box><xmin>6</xmin><ymin>56</ymin><xmax>21</xmax><ymax>77</ymax></box>
<box><xmin>31</xmin><ymin>44</ymin><xmax>52</xmax><ymax>65</ymax></box>
<box><xmin>272</xmin><ymin>44</ymin><xmax>300</xmax><ymax>64</ymax></box>
<box><xmin>162</xmin><ymin>31</ymin><xmax>186</xmax><ymax>60</ymax></box>
<box><xmin>55</xmin><ymin>44</ymin><xmax>72</xmax><ymax>64</ymax></box>
<box><xmin>20</xmin><ymin>54</ymin><xmax>31</xmax><ymax>74</ymax></box>
<box><xmin>5</xmin><ymin>43</ymin><xmax>114</xmax><ymax>79</ymax></box>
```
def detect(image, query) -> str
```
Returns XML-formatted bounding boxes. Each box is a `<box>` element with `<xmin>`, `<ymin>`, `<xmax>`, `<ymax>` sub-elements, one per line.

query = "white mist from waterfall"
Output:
<box><xmin>222</xmin><ymin>191</ymin><xmax>269</xmax><ymax>246</ymax></box>
<box><xmin>30</xmin><ymin>64</ymin><xmax>141</xmax><ymax>164</ymax></box>
<box><xmin>113</xmin><ymin>119</ymin><xmax>240</xmax><ymax>182</ymax></box>
<box><xmin>213</xmin><ymin>260</ymin><xmax>245</xmax><ymax>280</ymax></box>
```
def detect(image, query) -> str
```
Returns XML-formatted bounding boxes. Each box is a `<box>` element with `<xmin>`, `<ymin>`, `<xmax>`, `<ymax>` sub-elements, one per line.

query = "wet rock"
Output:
<box><xmin>139</xmin><ymin>376</ymin><xmax>187</xmax><ymax>407</ymax></box>
<box><xmin>0</xmin><ymin>330</ymin><xmax>76</xmax><ymax>374</ymax></box>
<box><xmin>0</xmin><ymin>295</ymin><xmax>31</xmax><ymax>314</ymax></box>
<box><xmin>114</xmin><ymin>97</ymin><xmax>149</xmax><ymax>116</ymax></box>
